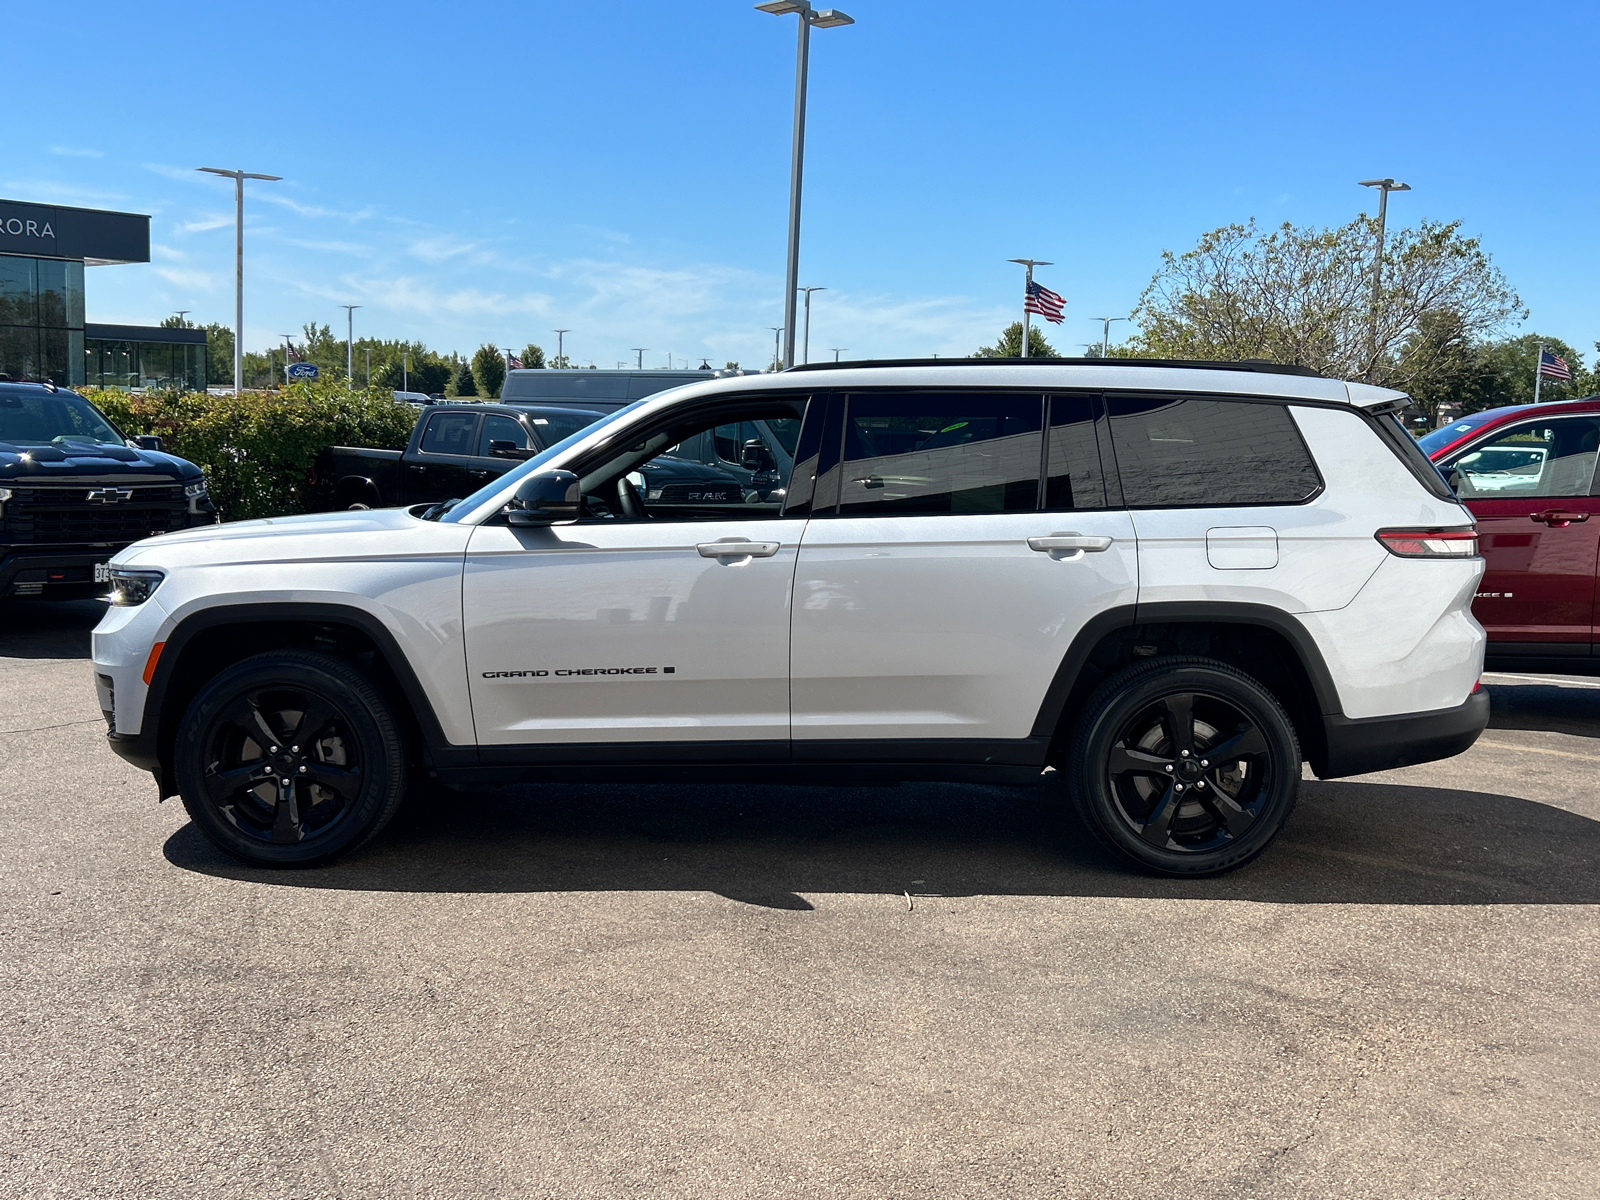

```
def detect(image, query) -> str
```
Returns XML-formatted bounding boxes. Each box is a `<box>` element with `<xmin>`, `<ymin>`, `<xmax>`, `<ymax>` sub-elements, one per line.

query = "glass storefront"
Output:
<box><xmin>0</xmin><ymin>255</ymin><xmax>85</xmax><ymax>386</ymax></box>
<box><xmin>83</xmin><ymin>336</ymin><xmax>206</xmax><ymax>392</ymax></box>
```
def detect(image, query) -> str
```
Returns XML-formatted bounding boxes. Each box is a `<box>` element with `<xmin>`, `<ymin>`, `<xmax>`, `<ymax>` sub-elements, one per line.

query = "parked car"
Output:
<box><xmin>391</xmin><ymin>390</ymin><xmax>433</xmax><ymax>407</ymax></box>
<box><xmin>0</xmin><ymin>381</ymin><xmax>216</xmax><ymax>600</ymax></box>
<box><xmin>314</xmin><ymin>403</ymin><xmax>609</xmax><ymax>511</ymax></box>
<box><xmin>95</xmin><ymin>359</ymin><xmax>1487</xmax><ymax>877</ymax></box>
<box><xmin>1423</xmin><ymin>397</ymin><xmax>1600</xmax><ymax>674</ymax></box>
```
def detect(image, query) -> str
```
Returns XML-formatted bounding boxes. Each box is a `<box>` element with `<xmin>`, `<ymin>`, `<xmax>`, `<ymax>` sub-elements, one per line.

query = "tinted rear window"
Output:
<box><xmin>1107</xmin><ymin>395</ymin><xmax>1322</xmax><ymax>507</ymax></box>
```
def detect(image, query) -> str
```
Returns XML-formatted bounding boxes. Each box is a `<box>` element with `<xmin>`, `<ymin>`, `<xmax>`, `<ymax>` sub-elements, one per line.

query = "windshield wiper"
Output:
<box><xmin>419</xmin><ymin>497</ymin><xmax>463</xmax><ymax>522</ymax></box>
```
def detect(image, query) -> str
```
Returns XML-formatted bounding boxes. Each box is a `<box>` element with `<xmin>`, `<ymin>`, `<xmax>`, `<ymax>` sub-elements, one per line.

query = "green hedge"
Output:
<box><xmin>83</xmin><ymin>381</ymin><xmax>417</xmax><ymax>522</ymax></box>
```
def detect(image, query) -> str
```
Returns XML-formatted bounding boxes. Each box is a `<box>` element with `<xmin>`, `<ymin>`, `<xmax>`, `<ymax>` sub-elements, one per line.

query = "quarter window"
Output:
<box><xmin>836</xmin><ymin>392</ymin><xmax>1043</xmax><ymax>515</ymax></box>
<box><xmin>1107</xmin><ymin>395</ymin><xmax>1322</xmax><ymax>507</ymax></box>
<box><xmin>1444</xmin><ymin>418</ymin><xmax>1600</xmax><ymax>499</ymax></box>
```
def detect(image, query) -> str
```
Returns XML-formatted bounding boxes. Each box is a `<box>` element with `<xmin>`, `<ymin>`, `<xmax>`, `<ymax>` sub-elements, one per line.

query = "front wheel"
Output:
<box><xmin>1067</xmin><ymin>657</ymin><xmax>1300</xmax><ymax>877</ymax></box>
<box><xmin>175</xmin><ymin>650</ymin><xmax>408</xmax><ymax>867</ymax></box>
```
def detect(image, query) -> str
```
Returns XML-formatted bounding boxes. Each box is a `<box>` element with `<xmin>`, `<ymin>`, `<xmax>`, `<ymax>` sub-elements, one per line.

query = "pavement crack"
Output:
<box><xmin>0</xmin><ymin>719</ymin><xmax>105</xmax><ymax>735</ymax></box>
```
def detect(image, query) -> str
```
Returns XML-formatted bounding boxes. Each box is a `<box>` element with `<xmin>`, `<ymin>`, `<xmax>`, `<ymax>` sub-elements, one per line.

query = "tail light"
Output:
<box><xmin>1375</xmin><ymin>528</ymin><xmax>1479</xmax><ymax>558</ymax></box>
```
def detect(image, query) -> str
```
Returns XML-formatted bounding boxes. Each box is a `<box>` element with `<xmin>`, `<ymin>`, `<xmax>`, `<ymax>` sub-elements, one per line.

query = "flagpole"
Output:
<box><xmin>1534</xmin><ymin>344</ymin><xmax>1544</xmax><ymax>405</ymax></box>
<box><xmin>1008</xmin><ymin>258</ymin><xmax>1053</xmax><ymax>360</ymax></box>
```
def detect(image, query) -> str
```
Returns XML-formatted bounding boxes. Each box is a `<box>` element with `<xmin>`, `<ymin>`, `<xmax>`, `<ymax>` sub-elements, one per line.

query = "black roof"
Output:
<box><xmin>786</xmin><ymin>357</ymin><xmax>1325</xmax><ymax>379</ymax></box>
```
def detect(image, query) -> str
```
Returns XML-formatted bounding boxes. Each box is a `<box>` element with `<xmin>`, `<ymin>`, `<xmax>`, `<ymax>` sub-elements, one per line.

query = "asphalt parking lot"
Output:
<box><xmin>2</xmin><ymin>601</ymin><xmax>1596</xmax><ymax>1199</ymax></box>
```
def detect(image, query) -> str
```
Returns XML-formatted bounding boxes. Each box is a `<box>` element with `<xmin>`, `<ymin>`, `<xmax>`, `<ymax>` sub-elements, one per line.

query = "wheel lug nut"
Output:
<box><xmin>1174</xmin><ymin>783</ymin><xmax>1184</xmax><ymax>791</ymax></box>
<box><xmin>1196</xmin><ymin>781</ymin><xmax>1206</xmax><ymax>789</ymax></box>
<box><xmin>263</xmin><ymin>766</ymin><xmax>273</xmax><ymax>774</ymax></box>
<box><xmin>1180</xmin><ymin>750</ymin><xmax>1190</xmax><ymax>757</ymax></box>
<box><xmin>291</xmin><ymin>746</ymin><xmax>299</xmax><ymax>753</ymax></box>
<box><xmin>1164</xmin><ymin>764</ymin><xmax>1173</xmax><ymax>772</ymax></box>
<box><xmin>1200</xmin><ymin>759</ymin><xmax>1209</xmax><ymax>767</ymax></box>
<box><xmin>298</xmin><ymin>766</ymin><xmax>307</xmax><ymax>774</ymax></box>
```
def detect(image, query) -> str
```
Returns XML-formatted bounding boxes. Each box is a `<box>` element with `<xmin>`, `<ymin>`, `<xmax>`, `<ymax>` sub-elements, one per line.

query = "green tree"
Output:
<box><xmin>1129</xmin><ymin>217</ymin><xmax>1523</xmax><ymax>383</ymax></box>
<box><xmin>200</xmin><ymin>323</ymin><xmax>233</xmax><ymax>389</ymax></box>
<box><xmin>974</xmin><ymin>321</ymin><xmax>1058</xmax><ymax>358</ymax></box>
<box><xmin>1471</xmin><ymin>335</ymin><xmax>1593</xmax><ymax>409</ymax></box>
<box><xmin>519</xmin><ymin>344</ymin><xmax>546</xmax><ymax>369</ymax></box>
<box><xmin>472</xmin><ymin>344</ymin><xmax>506</xmax><ymax>398</ymax></box>
<box><xmin>450</xmin><ymin>359</ymin><xmax>478</xmax><ymax>397</ymax></box>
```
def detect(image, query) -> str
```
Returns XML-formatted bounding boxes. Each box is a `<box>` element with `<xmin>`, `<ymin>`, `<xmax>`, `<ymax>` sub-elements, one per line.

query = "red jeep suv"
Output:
<box><xmin>1424</xmin><ymin>399</ymin><xmax>1600</xmax><ymax>675</ymax></box>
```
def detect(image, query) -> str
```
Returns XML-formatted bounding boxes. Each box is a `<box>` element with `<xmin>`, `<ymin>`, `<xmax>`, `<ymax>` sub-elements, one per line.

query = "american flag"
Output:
<box><xmin>1024</xmin><ymin>279</ymin><xmax>1066</xmax><ymax>324</ymax></box>
<box><xmin>1539</xmin><ymin>349</ymin><xmax>1572</xmax><ymax>381</ymax></box>
<box><xmin>286</xmin><ymin>343</ymin><xmax>301</xmax><ymax>362</ymax></box>
<box><xmin>506</xmin><ymin>352</ymin><xmax>524</xmax><ymax>370</ymax></box>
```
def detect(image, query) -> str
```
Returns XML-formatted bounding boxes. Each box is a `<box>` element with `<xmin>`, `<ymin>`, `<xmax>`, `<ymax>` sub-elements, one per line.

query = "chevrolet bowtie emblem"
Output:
<box><xmin>86</xmin><ymin>488</ymin><xmax>134</xmax><ymax>504</ymax></box>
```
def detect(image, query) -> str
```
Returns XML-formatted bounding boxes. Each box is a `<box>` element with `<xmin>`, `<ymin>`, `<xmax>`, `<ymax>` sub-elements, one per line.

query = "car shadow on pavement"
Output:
<box><xmin>164</xmin><ymin>773</ymin><xmax>1600</xmax><ymax>907</ymax></box>
<box><xmin>0</xmin><ymin>599</ymin><xmax>103</xmax><ymax>659</ymax></box>
<box><xmin>1486</xmin><ymin>676</ymin><xmax>1600</xmax><ymax>738</ymax></box>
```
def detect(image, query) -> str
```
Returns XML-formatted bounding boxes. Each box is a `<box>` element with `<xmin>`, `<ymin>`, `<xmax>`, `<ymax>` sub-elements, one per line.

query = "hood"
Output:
<box><xmin>0</xmin><ymin>439</ymin><xmax>203</xmax><ymax>482</ymax></box>
<box><xmin>112</xmin><ymin>505</ymin><xmax>471</xmax><ymax>569</ymax></box>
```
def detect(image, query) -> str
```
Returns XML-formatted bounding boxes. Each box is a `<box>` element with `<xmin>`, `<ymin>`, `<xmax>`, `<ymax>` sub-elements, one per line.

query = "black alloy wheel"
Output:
<box><xmin>1067</xmin><ymin>656</ymin><xmax>1300</xmax><ymax>876</ymax></box>
<box><xmin>175</xmin><ymin>650</ymin><xmax>407</xmax><ymax>867</ymax></box>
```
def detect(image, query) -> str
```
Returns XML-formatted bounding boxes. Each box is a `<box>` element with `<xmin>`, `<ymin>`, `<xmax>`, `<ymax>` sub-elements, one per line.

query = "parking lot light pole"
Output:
<box><xmin>829</xmin><ymin>347</ymin><xmax>846</xmax><ymax>362</ymax></box>
<box><xmin>799</xmin><ymin>286</ymin><xmax>826</xmax><ymax>364</ymax></box>
<box><xmin>1008</xmin><ymin>259</ymin><xmax>1052</xmax><ymax>358</ymax></box>
<box><xmin>553</xmin><ymin>329</ymin><xmax>570</xmax><ymax>368</ymax></box>
<box><xmin>198</xmin><ymin>167</ymin><xmax>281</xmax><ymax>393</ymax></box>
<box><xmin>632</xmin><ymin>348</ymin><xmax>648</xmax><ymax>370</ymax></box>
<box><xmin>1358</xmin><ymin>178</ymin><xmax>1410</xmax><ymax>379</ymax></box>
<box><xmin>1092</xmin><ymin>316</ymin><xmax>1126</xmax><ymax>357</ymax></box>
<box><xmin>755</xmin><ymin>0</ymin><xmax>854</xmax><ymax>370</ymax></box>
<box><xmin>340</xmin><ymin>304</ymin><xmax>361</xmax><ymax>385</ymax></box>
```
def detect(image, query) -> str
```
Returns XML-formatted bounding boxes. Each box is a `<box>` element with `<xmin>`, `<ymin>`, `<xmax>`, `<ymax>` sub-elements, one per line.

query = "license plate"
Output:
<box><xmin>93</xmin><ymin>563</ymin><xmax>111</xmax><ymax>584</ymax></box>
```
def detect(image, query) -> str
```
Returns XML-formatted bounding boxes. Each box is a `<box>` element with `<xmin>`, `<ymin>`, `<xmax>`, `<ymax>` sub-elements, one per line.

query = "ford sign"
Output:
<box><xmin>287</xmin><ymin>362</ymin><xmax>320</xmax><ymax>380</ymax></box>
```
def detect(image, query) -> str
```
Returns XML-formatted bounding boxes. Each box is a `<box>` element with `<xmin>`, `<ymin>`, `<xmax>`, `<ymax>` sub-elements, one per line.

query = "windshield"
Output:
<box><xmin>0</xmin><ymin>391</ymin><xmax>125</xmax><ymax>446</ymax></box>
<box><xmin>436</xmin><ymin>401</ymin><xmax>647</xmax><ymax>523</ymax></box>
<box><xmin>1419</xmin><ymin>411</ymin><xmax>1502</xmax><ymax>456</ymax></box>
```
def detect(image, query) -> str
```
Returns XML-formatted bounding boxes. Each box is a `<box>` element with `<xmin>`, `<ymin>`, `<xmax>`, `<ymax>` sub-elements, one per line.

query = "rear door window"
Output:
<box><xmin>1107</xmin><ymin>395</ymin><xmax>1322</xmax><ymax>507</ymax></box>
<box><xmin>1044</xmin><ymin>394</ymin><xmax>1109</xmax><ymax>510</ymax></box>
<box><xmin>836</xmin><ymin>392</ymin><xmax>1043</xmax><ymax>516</ymax></box>
<box><xmin>478</xmin><ymin>414</ymin><xmax>532</xmax><ymax>457</ymax></box>
<box><xmin>418</xmin><ymin>411</ymin><xmax>480</xmax><ymax>457</ymax></box>
<box><xmin>1443</xmin><ymin>417</ymin><xmax>1600</xmax><ymax>499</ymax></box>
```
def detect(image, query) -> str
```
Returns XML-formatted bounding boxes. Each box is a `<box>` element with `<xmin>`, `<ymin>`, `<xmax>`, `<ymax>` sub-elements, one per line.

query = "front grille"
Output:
<box><xmin>3</xmin><ymin>485</ymin><xmax>189</xmax><ymax>545</ymax></box>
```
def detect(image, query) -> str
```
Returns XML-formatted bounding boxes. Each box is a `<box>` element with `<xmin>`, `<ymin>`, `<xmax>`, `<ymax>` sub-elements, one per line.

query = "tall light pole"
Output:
<box><xmin>197</xmin><ymin>167</ymin><xmax>281</xmax><ymax>393</ymax></box>
<box><xmin>799</xmin><ymin>286</ymin><xmax>826</xmax><ymax>364</ymax></box>
<box><xmin>755</xmin><ymin>1</ymin><xmax>854</xmax><ymax>370</ymax></box>
<box><xmin>402</xmin><ymin>349</ymin><xmax>409</xmax><ymax>393</ymax></box>
<box><xmin>553</xmin><ymin>329</ymin><xmax>570</xmax><ymax>367</ymax></box>
<box><xmin>829</xmin><ymin>347</ymin><xmax>846</xmax><ymax>362</ymax></box>
<box><xmin>1091</xmin><ymin>316</ymin><xmax>1127</xmax><ymax>357</ymax></box>
<box><xmin>1358</xmin><ymin>178</ymin><xmax>1411</xmax><ymax>379</ymax></box>
<box><xmin>1008</xmin><ymin>258</ymin><xmax>1052</xmax><ymax>359</ymax></box>
<box><xmin>340</xmin><ymin>304</ymin><xmax>361</xmax><ymax>385</ymax></box>
<box><xmin>173</xmin><ymin>310</ymin><xmax>191</xmax><ymax>327</ymax></box>
<box><xmin>631</xmin><ymin>348</ymin><xmax>648</xmax><ymax>369</ymax></box>
<box><xmin>769</xmin><ymin>327</ymin><xmax>784</xmax><ymax>372</ymax></box>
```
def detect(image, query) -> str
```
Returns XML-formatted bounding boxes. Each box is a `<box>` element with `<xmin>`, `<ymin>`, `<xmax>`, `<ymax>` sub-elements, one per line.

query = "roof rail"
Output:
<box><xmin>785</xmin><ymin>357</ymin><xmax>1326</xmax><ymax>379</ymax></box>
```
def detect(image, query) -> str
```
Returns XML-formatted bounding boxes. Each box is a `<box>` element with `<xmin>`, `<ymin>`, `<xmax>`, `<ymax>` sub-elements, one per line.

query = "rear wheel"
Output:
<box><xmin>175</xmin><ymin>650</ymin><xmax>407</xmax><ymax>867</ymax></box>
<box><xmin>1067</xmin><ymin>656</ymin><xmax>1300</xmax><ymax>876</ymax></box>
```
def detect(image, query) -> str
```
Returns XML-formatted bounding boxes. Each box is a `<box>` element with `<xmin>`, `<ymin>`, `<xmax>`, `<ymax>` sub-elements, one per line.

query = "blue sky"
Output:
<box><xmin>8</xmin><ymin>0</ymin><xmax>1598</xmax><ymax>369</ymax></box>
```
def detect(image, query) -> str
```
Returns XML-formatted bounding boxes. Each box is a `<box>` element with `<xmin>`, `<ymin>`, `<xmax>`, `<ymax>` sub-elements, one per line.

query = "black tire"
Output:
<box><xmin>175</xmin><ymin>650</ymin><xmax>408</xmax><ymax>867</ymax></box>
<box><xmin>1066</xmin><ymin>656</ymin><xmax>1300</xmax><ymax>877</ymax></box>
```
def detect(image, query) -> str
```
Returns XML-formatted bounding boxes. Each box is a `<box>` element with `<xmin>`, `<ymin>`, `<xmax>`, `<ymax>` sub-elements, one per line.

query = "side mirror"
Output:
<box><xmin>505</xmin><ymin>469</ymin><xmax>581</xmax><ymax>527</ymax></box>
<box><xmin>487</xmin><ymin>439</ymin><xmax>523</xmax><ymax>459</ymax></box>
<box><xmin>740</xmin><ymin>438</ymin><xmax>774</xmax><ymax>472</ymax></box>
<box><xmin>129</xmin><ymin>435</ymin><xmax>164</xmax><ymax>452</ymax></box>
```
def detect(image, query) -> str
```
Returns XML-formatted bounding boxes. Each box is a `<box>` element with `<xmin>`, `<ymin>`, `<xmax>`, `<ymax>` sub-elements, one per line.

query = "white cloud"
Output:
<box><xmin>255</xmin><ymin>192</ymin><xmax>374</xmax><ymax>221</ymax></box>
<box><xmin>176</xmin><ymin>214</ymin><xmax>233</xmax><ymax>234</ymax></box>
<box><xmin>0</xmin><ymin>178</ymin><xmax>128</xmax><ymax>206</ymax></box>
<box><xmin>408</xmin><ymin>235</ymin><xmax>484</xmax><ymax>264</ymax></box>
<box><xmin>50</xmin><ymin>146</ymin><xmax>105</xmax><ymax>159</ymax></box>
<box><xmin>152</xmin><ymin>266</ymin><xmax>217</xmax><ymax>292</ymax></box>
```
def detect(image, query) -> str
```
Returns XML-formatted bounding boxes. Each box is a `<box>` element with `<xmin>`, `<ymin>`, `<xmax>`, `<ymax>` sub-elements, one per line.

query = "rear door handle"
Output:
<box><xmin>1028</xmin><ymin>533</ymin><xmax>1114</xmax><ymax>560</ymax></box>
<box><xmin>697</xmin><ymin>540</ymin><xmax>781</xmax><ymax>560</ymax></box>
<box><xmin>1533</xmin><ymin>509</ymin><xmax>1590</xmax><ymax>527</ymax></box>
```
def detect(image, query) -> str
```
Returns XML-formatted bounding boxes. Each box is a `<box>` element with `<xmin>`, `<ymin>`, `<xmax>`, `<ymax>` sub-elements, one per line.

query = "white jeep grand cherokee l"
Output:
<box><xmin>92</xmin><ymin>360</ymin><xmax>1488</xmax><ymax>876</ymax></box>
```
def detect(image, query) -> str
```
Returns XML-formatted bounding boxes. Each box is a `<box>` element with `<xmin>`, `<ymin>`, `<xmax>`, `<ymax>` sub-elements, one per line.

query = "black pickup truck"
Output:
<box><xmin>314</xmin><ymin>403</ymin><xmax>612</xmax><ymax>511</ymax></box>
<box><xmin>0</xmin><ymin>381</ymin><xmax>217</xmax><ymax>600</ymax></box>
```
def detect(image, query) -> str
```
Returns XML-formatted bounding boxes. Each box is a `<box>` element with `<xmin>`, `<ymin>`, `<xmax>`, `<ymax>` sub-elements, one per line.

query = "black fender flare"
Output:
<box><xmin>1027</xmin><ymin>601</ymin><xmax>1345</xmax><ymax>742</ymax></box>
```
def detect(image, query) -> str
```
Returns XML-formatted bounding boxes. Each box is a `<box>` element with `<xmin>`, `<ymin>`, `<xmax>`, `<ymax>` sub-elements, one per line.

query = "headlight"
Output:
<box><xmin>109</xmin><ymin>568</ymin><xmax>164</xmax><ymax>606</ymax></box>
<box><xmin>0</xmin><ymin>486</ymin><xmax>12</xmax><ymax>502</ymax></box>
<box><xmin>183</xmin><ymin>481</ymin><xmax>207</xmax><ymax>498</ymax></box>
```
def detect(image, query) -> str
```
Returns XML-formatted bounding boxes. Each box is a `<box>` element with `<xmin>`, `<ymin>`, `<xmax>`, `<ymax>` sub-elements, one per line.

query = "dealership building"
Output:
<box><xmin>0</xmin><ymin>198</ymin><xmax>206</xmax><ymax>391</ymax></box>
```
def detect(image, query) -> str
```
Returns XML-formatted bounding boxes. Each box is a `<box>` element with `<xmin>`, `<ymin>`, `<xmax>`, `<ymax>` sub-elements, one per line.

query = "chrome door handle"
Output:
<box><xmin>1028</xmin><ymin>533</ymin><xmax>1114</xmax><ymax>559</ymax></box>
<box><xmin>697</xmin><ymin>539</ymin><xmax>781</xmax><ymax>560</ymax></box>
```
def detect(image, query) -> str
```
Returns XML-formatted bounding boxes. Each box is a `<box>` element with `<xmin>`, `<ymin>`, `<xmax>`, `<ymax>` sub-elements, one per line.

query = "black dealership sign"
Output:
<box><xmin>0</xmin><ymin>199</ymin><xmax>150</xmax><ymax>264</ymax></box>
